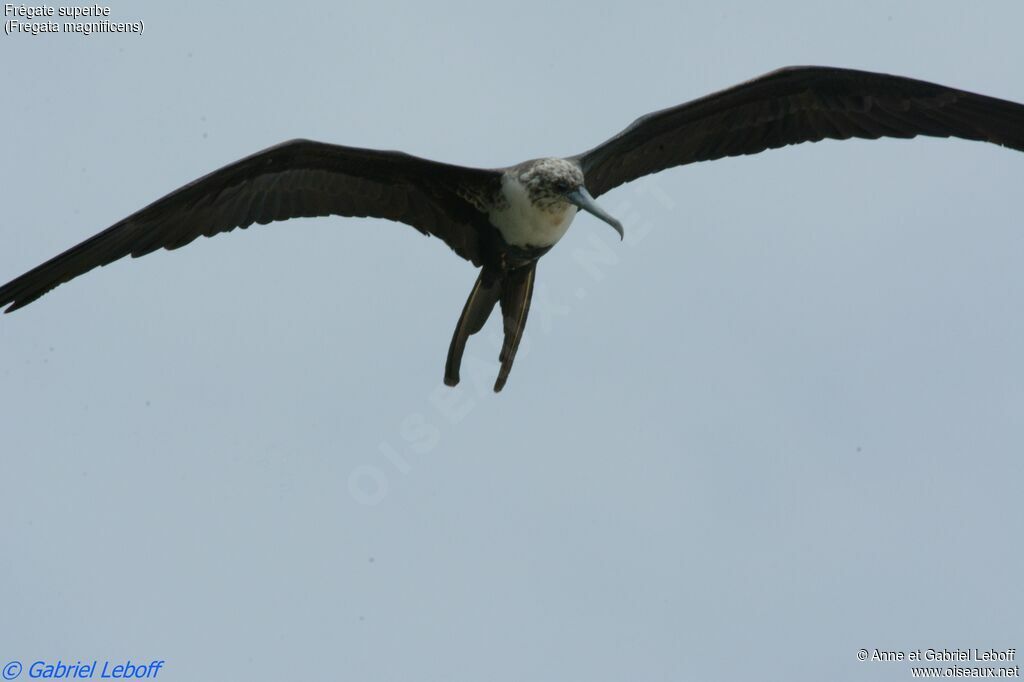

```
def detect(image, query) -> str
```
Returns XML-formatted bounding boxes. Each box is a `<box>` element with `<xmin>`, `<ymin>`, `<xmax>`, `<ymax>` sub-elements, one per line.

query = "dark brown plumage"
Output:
<box><xmin>0</xmin><ymin>142</ymin><xmax>504</xmax><ymax>312</ymax></box>
<box><xmin>575</xmin><ymin>66</ymin><xmax>1024</xmax><ymax>198</ymax></box>
<box><xmin>3</xmin><ymin>66</ymin><xmax>1023</xmax><ymax>391</ymax></box>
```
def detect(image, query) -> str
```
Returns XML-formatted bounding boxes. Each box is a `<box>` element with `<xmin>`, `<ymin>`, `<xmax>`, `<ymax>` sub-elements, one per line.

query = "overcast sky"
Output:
<box><xmin>2</xmin><ymin>2</ymin><xmax>1022</xmax><ymax>680</ymax></box>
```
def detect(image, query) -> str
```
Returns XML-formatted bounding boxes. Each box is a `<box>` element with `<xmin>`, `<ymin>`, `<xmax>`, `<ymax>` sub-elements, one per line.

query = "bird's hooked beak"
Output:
<box><xmin>566</xmin><ymin>187</ymin><xmax>624</xmax><ymax>240</ymax></box>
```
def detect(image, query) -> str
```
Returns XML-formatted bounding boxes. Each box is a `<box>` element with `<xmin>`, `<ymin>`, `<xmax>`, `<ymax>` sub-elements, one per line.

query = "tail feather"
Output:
<box><xmin>444</xmin><ymin>267</ymin><xmax>501</xmax><ymax>387</ymax></box>
<box><xmin>443</xmin><ymin>263</ymin><xmax>538</xmax><ymax>393</ymax></box>
<box><xmin>494</xmin><ymin>264</ymin><xmax>536</xmax><ymax>392</ymax></box>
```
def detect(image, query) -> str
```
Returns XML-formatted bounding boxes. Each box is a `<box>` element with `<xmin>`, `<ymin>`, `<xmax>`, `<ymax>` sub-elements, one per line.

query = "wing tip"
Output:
<box><xmin>2</xmin><ymin>299</ymin><xmax>29</xmax><ymax>314</ymax></box>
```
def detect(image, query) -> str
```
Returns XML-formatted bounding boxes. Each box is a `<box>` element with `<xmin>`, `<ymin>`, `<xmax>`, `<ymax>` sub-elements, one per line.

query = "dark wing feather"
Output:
<box><xmin>574</xmin><ymin>66</ymin><xmax>1024</xmax><ymax>197</ymax></box>
<box><xmin>0</xmin><ymin>139</ymin><xmax>501</xmax><ymax>312</ymax></box>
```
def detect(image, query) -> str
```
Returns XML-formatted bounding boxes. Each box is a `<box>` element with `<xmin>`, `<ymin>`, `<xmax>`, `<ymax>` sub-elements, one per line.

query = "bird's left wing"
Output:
<box><xmin>0</xmin><ymin>139</ymin><xmax>502</xmax><ymax>312</ymax></box>
<box><xmin>574</xmin><ymin>66</ymin><xmax>1024</xmax><ymax>198</ymax></box>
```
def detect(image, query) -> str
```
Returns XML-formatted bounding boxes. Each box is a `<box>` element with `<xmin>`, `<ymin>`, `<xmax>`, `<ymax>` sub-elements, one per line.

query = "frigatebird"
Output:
<box><xmin>3</xmin><ymin>66</ymin><xmax>1024</xmax><ymax>391</ymax></box>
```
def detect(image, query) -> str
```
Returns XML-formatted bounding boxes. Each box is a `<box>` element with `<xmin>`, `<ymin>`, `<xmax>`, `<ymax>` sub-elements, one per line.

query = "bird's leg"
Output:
<box><xmin>444</xmin><ymin>267</ymin><xmax>502</xmax><ymax>387</ymax></box>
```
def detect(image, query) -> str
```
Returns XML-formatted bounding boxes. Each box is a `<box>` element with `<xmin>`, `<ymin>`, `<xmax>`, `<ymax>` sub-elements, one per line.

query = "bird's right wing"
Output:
<box><xmin>574</xmin><ymin>66</ymin><xmax>1024</xmax><ymax>198</ymax></box>
<box><xmin>0</xmin><ymin>139</ymin><xmax>502</xmax><ymax>312</ymax></box>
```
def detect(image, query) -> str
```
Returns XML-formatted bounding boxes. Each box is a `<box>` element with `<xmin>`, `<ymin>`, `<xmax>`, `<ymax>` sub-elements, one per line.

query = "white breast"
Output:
<box><xmin>488</xmin><ymin>173</ymin><xmax>578</xmax><ymax>248</ymax></box>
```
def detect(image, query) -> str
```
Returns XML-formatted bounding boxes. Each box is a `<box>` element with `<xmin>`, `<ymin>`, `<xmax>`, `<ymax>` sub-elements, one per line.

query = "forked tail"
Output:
<box><xmin>444</xmin><ymin>263</ymin><xmax>537</xmax><ymax>392</ymax></box>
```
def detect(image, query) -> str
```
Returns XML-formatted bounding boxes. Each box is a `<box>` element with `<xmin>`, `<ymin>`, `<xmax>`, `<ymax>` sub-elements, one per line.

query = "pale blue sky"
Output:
<box><xmin>2</xmin><ymin>2</ymin><xmax>1022</xmax><ymax>680</ymax></box>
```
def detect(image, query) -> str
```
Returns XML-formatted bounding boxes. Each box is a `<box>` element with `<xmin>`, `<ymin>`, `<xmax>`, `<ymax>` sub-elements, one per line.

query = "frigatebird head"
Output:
<box><xmin>521</xmin><ymin>158</ymin><xmax>624</xmax><ymax>240</ymax></box>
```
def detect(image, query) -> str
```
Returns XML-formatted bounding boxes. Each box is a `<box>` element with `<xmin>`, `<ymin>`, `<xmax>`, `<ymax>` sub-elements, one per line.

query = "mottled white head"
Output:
<box><xmin>519</xmin><ymin>158</ymin><xmax>586</xmax><ymax>208</ymax></box>
<box><xmin>490</xmin><ymin>157</ymin><xmax>624</xmax><ymax>249</ymax></box>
